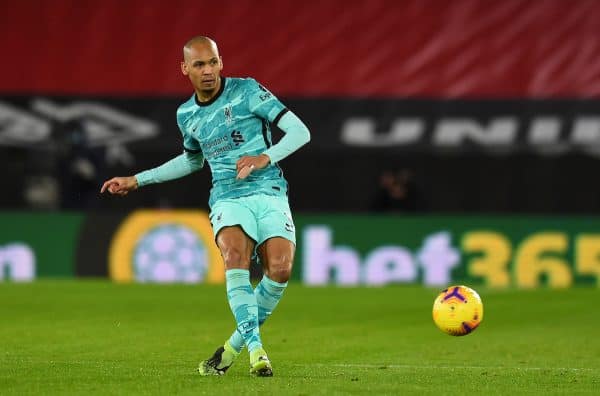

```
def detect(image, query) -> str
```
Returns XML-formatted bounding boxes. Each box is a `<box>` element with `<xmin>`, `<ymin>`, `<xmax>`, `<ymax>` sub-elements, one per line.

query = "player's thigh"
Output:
<box><xmin>210</xmin><ymin>198</ymin><xmax>259</xmax><ymax>243</ymax></box>
<box><xmin>255</xmin><ymin>195</ymin><xmax>296</xmax><ymax>281</ymax></box>
<box><xmin>255</xmin><ymin>195</ymin><xmax>296</xmax><ymax>247</ymax></box>
<box><xmin>258</xmin><ymin>237</ymin><xmax>296</xmax><ymax>268</ymax></box>
<box><xmin>216</xmin><ymin>226</ymin><xmax>256</xmax><ymax>269</ymax></box>
<box><xmin>210</xmin><ymin>199</ymin><xmax>258</xmax><ymax>269</ymax></box>
<box><xmin>257</xmin><ymin>237</ymin><xmax>295</xmax><ymax>282</ymax></box>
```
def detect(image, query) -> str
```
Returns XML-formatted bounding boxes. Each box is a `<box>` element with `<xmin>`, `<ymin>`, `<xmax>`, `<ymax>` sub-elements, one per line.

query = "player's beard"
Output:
<box><xmin>200</xmin><ymin>76</ymin><xmax>219</xmax><ymax>93</ymax></box>
<box><xmin>195</xmin><ymin>80</ymin><xmax>219</xmax><ymax>102</ymax></box>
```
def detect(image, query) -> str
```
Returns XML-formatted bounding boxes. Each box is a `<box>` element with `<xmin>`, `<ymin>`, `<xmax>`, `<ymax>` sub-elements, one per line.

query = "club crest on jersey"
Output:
<box><xmin>224</xmin><ymin>105</ymin><xmax>233</xmax><ymax>125</ymax></box>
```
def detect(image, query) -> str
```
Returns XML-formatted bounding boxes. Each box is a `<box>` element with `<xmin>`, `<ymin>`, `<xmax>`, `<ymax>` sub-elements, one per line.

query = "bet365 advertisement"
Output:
<box><xmin>293</xmin><ymin>215</ymin><xmax>600</xmax><ymax>288</ymax></box>
<box><xmin>1</xmin><ymin>211</ymin><xmax>598</xmax><ymax>288</ymax></box>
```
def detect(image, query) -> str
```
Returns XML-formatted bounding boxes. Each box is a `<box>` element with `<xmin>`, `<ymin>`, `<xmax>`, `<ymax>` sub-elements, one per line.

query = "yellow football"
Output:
<box><xmin>432</xmin><ymin>285</ymin><xmax>483</xmax><ymax>336</ymax></box>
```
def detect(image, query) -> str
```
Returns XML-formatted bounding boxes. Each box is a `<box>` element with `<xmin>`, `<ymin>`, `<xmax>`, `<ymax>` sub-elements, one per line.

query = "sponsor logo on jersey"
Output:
<box><xmin>231</xmin><ymin>130</ymin><xmax>244</xmax><ymax>146</ymax></box>
<box><xmin>258</xmin><ymin>84</ymin><xmax>272</xmax><ymax>101</ymax></box>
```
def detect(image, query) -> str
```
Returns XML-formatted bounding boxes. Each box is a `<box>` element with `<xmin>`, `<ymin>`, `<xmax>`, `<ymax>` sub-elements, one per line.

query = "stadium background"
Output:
<box><xmin>1</xmin><ymin>0</ymin><xmax>599</xmax><ymax>287</ymax></box>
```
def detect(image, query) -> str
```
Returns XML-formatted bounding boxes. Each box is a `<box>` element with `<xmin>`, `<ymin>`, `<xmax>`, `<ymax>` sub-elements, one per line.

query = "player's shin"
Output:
<box><xmin>227</xmin><ymin>275</ymin><xmax>288</xmax><ymax>352</ymax></box>
<box><xmin>225</xmin><ymin>269</ymin><xmax>262</xmax><ymax>352</ymax></box>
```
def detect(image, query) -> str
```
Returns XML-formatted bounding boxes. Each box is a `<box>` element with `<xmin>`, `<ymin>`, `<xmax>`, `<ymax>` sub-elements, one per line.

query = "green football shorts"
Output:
<box><xmin>209</xmin><ymin>194</ymin><xmax>296</xmax><ymax>247</ymax></box>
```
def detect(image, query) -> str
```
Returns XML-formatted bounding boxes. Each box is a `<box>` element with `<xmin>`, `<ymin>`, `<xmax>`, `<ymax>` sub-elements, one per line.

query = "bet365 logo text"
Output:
<box><xmin>303</xmin><ymin>226</ymin><xmax>460</xmax><ymax>286</ymax></box>
<box><xmin>462</xmin><ymin>231</ymin><xmax>600</xmax><ymax>288</ymax></box>
<box><xmin>301</xmin><ymin>226</ymin><xmax>600</xmax><ymax>288</ymax></box>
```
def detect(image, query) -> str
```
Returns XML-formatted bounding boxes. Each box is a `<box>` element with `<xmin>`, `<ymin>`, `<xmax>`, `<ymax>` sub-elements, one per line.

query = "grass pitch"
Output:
<box><xmin>1</xmin><ymin>281</ymin><xmax>598</xmax><ymax>395</ymax></box>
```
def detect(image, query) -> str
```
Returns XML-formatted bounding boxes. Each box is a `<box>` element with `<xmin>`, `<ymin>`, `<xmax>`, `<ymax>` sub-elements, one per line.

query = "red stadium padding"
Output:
<box><xmin>1</xmin><ymin>0</ymin><xmax>599</xmax><ymax>97</ymax></box>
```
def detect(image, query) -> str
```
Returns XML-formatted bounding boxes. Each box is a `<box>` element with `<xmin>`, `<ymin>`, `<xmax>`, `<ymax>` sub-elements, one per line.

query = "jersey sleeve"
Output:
<box><xmin>263</xmin><ymin>110</ymin><xmax>310</xmax><ymax>164</ymax></box>
<box><xmin>176</xmin><ymin>109</ymin><xmax>203</xmax><ymax>154</ymax></box>
<box><xmin>179</xmin><ymin>123</ymin><xmax>202</xmax><ymax>154</ymax></box>
<box><xmin>246</xmin><ymin>78</ymin><xmax>287</xmax><ymax>122</ymax></box>
<box><xmin>135</xmin><ymin>111</ymin><xmax>205</xmax><ymax>187</ymax></box>
<box><xmin>135</xmin><ymin>151</ymin><xmax>204</xmax><ymax>187</ymax></box>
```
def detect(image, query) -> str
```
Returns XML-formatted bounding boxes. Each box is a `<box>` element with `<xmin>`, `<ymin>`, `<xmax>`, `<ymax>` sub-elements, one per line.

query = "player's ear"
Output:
<box><xmin>181</xmin><ymin>61</ymin><xmax>189</xmax><ymax>76</ymax></box>
<box><xmin>219</xmin><ymin>56</ymin><xmax>223</xmax><ymax>69</ymax></box>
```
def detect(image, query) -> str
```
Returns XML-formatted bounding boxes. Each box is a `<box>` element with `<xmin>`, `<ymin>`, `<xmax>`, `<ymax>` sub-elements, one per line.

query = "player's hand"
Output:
<box><xmin>100</xmin><ymin>176</ymin><xmax>138</xmax><ymax>196</ymax></box>
<box><xmin>236</xmin><ymin>154</ymin><xmax>271</xmax><ymax>180</ymax></box>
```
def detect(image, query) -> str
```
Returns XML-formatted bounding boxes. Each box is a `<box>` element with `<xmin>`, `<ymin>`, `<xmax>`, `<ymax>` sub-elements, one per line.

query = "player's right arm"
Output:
<box><xmin>101</xmin><ymin>110</ymin><xmax>205</xmax><ymax>196</ymax></box>
<box><xmin>100</xmin><ymin>151</ymin><xmax>204</xmax><ymax>195</ymax></box>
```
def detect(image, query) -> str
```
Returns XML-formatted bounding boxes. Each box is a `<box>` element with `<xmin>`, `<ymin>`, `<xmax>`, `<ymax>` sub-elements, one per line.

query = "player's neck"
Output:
<box><xmin>195</xmin><ymin>76</ymin><xmax>222</xmax><ymax>103</ymax></box>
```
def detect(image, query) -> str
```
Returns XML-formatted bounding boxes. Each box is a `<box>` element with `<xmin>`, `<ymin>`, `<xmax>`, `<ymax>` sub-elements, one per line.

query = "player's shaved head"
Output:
<box><xmin>181</xmin><ymin>35</ymin><xmax>224</xmax><ymax>100</ymax></box>
<box><xmin>183</xmin><ymin>36</ymin><xmax>219</xmax><ymax>62</ymax></box>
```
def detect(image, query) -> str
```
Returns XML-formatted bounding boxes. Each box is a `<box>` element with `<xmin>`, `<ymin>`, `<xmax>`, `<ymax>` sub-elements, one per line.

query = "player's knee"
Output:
<box><xmin>221</xmin><ymin>247</ymin><xmax>249</xmax><ymax>269</ymax></box>
<box><xmin>266</xmin><ymin>255</ymin><xmax>292</xmax><ymax>283</ymax></box>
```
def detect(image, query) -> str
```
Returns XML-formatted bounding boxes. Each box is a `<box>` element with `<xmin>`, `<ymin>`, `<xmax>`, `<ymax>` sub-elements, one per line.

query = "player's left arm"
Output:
<box><xmin>263</xmin><ymin>109</ymin><xmax>310</xmax><ymax>163</ymax></box>
<box><xmin>237</xmin><ymin>79</ymin><xmax>310</xmax><ymax>175</ymax></box>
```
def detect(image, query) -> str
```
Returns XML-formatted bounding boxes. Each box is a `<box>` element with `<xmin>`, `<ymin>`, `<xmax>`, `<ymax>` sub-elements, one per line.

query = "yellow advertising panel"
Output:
<box><xmin>109</xmin><ymin>210</ymin><xmax>224</xmax><ymax>283</ymax></box>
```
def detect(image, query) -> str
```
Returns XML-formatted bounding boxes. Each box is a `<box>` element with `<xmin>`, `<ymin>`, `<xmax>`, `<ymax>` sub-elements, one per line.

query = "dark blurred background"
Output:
<box><xmin>1</xmin><ymin>0</ymin><xmax>599</xmax><ymax>214</ymax></box>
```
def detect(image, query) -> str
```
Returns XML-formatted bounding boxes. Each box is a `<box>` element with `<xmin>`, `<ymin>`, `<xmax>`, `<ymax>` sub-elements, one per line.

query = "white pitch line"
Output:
<box><xmin>298</xmin><ymin>363</ymin><xmax>596</xmax><ymax>372</ymax></box>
